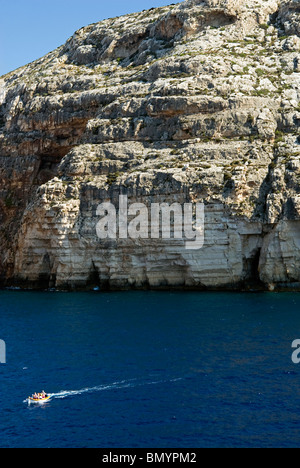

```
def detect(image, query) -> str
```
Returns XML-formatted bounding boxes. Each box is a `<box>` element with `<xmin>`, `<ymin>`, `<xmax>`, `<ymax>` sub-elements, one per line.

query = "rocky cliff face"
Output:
<box><xmin>0</xmin><ymin>0</ymin><xmax>300</xmax><ymax>290</ymax></box>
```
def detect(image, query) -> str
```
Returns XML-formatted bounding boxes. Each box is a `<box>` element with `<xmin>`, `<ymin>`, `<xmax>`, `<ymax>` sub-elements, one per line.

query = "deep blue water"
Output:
<box><xmin>1</xmin><ymin>290</ymin><xmax>300</xmax><ymax>448</ymax></box>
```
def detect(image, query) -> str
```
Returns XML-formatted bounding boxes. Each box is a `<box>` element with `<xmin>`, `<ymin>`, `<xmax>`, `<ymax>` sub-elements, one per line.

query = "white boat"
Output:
<box><xmin>28</xmin><ymin>395</ymin><xmax>50</xmax><ymax>404</ymax></box>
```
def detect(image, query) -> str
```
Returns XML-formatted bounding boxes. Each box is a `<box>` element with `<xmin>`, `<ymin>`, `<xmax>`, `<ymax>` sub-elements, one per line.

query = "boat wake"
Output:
<box><xmin>49</xmin><ymin>378</ymin><xmax>138</xmax><ymax>400</ymax></box>
<box><xmin>24</xmin><ymin>377</ymin><xmax>182</xmax><ymax>404</ymax></box>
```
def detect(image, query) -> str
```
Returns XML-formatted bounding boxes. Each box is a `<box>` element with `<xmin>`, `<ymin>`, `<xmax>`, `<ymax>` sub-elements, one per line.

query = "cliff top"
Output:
<box><xmin>0</xmin><ymin>0</ymin><xmax>299</xmax><ymax>290</ymax></box>
<box><xmin>1</xmin><ymin>0</ymin><xmax>299</xmax><ymax>85</ymax></box>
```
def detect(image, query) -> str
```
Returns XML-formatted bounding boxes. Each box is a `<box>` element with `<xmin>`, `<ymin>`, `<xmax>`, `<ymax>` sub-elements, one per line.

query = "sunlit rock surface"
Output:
<box><xmin>0</xmin><ymin>0</ymin><xmax>299</xmax><ymax>290</ymax></box>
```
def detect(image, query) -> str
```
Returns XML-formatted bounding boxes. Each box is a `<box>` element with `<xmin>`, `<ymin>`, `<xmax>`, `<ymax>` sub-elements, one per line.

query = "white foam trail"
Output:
<box><xmin>49</xmin><ymin>378</ymin><xmax>137</xmax><ymax>400</ymax></box>
<box><xmin>24</xmin><ymin>377</ymin><xmax>182</xmax><ymax>404</ymax></box>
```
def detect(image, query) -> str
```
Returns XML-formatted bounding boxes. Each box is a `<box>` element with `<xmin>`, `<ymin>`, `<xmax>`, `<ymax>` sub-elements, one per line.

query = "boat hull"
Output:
<box><xmin>28</xmin><ymin>396</ymin><xmax>50</xmax><ymax>404</ymax></box>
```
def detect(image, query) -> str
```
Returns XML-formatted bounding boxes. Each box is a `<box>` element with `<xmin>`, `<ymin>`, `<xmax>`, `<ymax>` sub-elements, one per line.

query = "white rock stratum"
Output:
<box><xmin>0</xmin><ymin>0</ymin><xmax>299</xmax><ymax>291</ymax></box>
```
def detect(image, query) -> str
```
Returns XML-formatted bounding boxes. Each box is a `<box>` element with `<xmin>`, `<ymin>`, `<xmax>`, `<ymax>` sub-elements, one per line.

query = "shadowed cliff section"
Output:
<box><xmin>0</xmin><ymin>0</ymin><xmax>300</xmax><ymax>291</ymax></box>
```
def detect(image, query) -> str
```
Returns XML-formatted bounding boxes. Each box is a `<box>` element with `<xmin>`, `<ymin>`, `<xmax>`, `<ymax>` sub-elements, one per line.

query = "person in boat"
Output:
<box><xmin>30</xmin><ymin>391</ymin><xmax>48</xmax><ymax>400</ymax></box>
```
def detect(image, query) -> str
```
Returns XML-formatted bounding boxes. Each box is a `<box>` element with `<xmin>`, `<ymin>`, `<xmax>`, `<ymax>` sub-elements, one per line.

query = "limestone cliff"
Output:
<box><xmin>0</xmin><ymin>0</ymin><xmax>300</xmax><ymax>290</ymax></box>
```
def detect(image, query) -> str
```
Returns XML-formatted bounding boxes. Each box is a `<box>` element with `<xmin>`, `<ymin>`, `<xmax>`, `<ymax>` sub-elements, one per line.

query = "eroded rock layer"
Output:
<box><xmin>0</xmin><ymin>0</ymin><xmax>300</xmax><ymax>290</ymax></box>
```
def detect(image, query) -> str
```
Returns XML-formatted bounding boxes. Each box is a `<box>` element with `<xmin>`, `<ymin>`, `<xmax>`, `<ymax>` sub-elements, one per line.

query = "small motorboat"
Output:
<box><xmin>28</xmin><ymin>393</ymin><xmax>50</xmax><ymax>404</ymax></box>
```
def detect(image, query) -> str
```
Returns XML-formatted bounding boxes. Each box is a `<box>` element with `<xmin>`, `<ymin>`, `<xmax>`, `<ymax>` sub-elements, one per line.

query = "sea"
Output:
<box><xmin>0</xmin><ymin>290</ymin><xmax>300</xmax><ymax>448</ymax></box>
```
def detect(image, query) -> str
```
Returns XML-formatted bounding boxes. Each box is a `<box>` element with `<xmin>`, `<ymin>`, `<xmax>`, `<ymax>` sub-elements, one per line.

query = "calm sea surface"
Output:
<box><xmin>0</xmin><ymin>290</ymin><xmax>300</xmax><ymax>448</ymax></box>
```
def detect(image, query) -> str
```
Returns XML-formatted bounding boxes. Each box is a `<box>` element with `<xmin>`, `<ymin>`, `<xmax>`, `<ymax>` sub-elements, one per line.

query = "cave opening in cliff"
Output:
<box><xmin>35</xmin><ymin>148</ymin><xmax>72</xmax><ymax>185</ymax></box>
